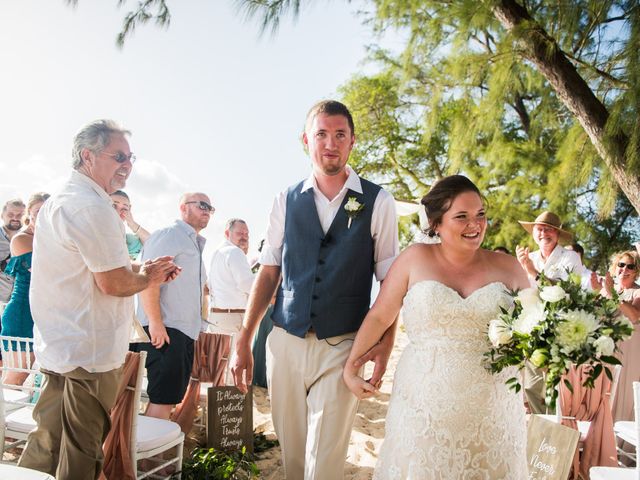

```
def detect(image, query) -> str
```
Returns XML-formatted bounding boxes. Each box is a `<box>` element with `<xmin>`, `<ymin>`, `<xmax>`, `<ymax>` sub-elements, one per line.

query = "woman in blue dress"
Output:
<box><xmin>1</xmin><ymin>192</ymin><xmax>49</xmax><ymax>385</ymax></box>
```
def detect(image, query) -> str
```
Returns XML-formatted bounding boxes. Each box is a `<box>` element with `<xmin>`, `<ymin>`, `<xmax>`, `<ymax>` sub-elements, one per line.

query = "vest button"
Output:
<box><xmin>315</xmin><ymin>277</ymin><xmax>321</xmax><ymax>282</ymax></box>
<box><xmin>318</xmin><ymin>259</ymin><xmax>325</xmax><ymax>265</ymax></box>
<box><xmin>312</xmin><ymin>295</ymin><xmax>319</xmax><ymax>300</ymax></box>
<box><xmin>310</xmin><ymin>312</ymin><xmax>316</xmax><ymax>318</ymax></box>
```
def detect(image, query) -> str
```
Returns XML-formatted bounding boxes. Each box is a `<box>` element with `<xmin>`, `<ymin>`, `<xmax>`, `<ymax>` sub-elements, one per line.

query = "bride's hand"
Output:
<box><xmin>343</xmin><ymin>368</ymin><xmax>377</xmax><ymax>399</ymax></box>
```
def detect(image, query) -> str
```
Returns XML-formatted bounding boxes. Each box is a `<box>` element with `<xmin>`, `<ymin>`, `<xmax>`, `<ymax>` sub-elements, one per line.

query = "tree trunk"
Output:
<box><xmin>491</xmin><ymin>0</ymin><xmax>640</xmax><ymax>215</ymax></box>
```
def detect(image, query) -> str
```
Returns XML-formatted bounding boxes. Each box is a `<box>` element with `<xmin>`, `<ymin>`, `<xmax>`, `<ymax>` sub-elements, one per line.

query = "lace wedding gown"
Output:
<box><xmin>374</xmin><ymin>281</ymin><xmax>528</xmax><ymax>480</ymax></box>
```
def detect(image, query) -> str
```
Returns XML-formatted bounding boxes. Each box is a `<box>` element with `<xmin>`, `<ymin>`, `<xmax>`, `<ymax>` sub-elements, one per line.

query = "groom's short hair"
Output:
<box><xmin>304</xmin><ymin>100</ymin><xmax>355</xmax><ymax>136</ymax></box>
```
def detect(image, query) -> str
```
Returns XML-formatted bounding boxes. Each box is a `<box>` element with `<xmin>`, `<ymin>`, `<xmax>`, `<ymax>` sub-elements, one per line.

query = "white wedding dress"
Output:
<box><xmin>374</xmin><ymin>281</ymin><xmax>528</xmax><ymax>480</ymax></box>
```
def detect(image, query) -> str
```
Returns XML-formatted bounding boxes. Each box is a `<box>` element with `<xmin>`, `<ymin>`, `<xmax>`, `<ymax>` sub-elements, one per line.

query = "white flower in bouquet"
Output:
<box><xmin>555</xmin><ymin>309</ymin><xmax>599</xmax><ymax>353</ymax></box>
<box><xmin>488</xmin><ymin>319</ymin><xmax>512</xmax><ymax>347</ymax></box>
<box><xmin>593</xmin><ymin>336</ymin><xmax>615</xmax><ymax>358</ymax></box>
<box><xmin>513</xmin><ymin>303</ymin><xmax>545</xmax><ymax>335</ymax></box>
<box><xmin>515</xmin><ymin>288</ymin><xmax>542</xmax><ymax>311</ymax></box>
<box><xmin>539</xmin><ymin>285</ymin><xmax>568</xmax><ymax>303</ymax></box>
<box><xmin>616</xmin><ymin>315</ymin><xmax>634</xmax><ymax>331</ymax></box>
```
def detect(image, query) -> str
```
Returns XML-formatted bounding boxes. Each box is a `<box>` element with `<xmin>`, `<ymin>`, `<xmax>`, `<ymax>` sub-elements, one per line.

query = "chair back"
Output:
<box><xmin>0</xmin><ymin>336</ymin><xmax>40</xmax><ymax>409</ymax></box>
<box><xmin>609</xmin><ymin>364</ymin><xmax>623</xmax><ymax>413</ymax></box>
<box><xmin>102</xmin><ymin>350</ymin><xmax>146</xmax><ymax>480</ymax></box>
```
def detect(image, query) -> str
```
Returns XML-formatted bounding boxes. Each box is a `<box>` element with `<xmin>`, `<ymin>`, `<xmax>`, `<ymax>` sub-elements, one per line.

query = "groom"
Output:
<box><xmin>232</xmin><ymin>100</ymin><xmax>399</xmax><ymax>479</ymax></box>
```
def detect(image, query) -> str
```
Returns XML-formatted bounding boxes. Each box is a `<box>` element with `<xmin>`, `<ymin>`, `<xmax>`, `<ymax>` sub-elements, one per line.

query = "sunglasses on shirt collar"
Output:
<box><xmin>184</xmin><ymin>201</ymin><xmax>215</xmax><ymax>213</ymax></box>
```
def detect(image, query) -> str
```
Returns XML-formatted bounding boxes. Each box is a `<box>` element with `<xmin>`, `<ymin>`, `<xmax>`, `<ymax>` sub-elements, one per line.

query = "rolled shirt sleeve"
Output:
<box><xmin>258</xmin><ymin>191</ymin><xmax>287</xmax><ymax>266</ymax></box>
<box><xmin>371</xmin><ymin>189</ymin><xmax>399</xmax><ymax>281</ymax></box>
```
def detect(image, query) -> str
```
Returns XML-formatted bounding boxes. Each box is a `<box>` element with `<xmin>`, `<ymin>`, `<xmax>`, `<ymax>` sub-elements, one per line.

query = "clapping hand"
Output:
<box><xmin>142</xmin><ymin>256</ymin><xmax>182</xmax><ymax>285</ymax></box>
<box><xmin>515</xmin><ymin>245</ymin><xmax>537</xmax><ymax>277</ymax></box>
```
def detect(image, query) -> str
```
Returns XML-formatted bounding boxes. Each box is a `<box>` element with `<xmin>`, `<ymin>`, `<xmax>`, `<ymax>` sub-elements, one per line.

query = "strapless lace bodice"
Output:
<box><xmin>374</xmin><ymin>281</ymin><xmax>528</xmax><ymax>480</ymax></box>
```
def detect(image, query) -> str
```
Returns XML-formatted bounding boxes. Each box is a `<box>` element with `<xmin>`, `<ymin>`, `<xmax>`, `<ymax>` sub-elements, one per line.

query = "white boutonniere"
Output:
<box><xmin>344</xmin><ymin>196</ymin><xmax>364</xmax><ymax>229</ymax></box>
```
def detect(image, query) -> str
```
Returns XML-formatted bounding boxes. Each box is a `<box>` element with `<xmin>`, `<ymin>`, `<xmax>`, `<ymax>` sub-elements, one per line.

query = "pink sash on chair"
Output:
<box><xmin>102</xmin><ymin>352</ymin><xmax>141</xmax><ymax>480</ymax></box>
<box><xmin>171</xmin><ymin>332</ymin><xmax>230</xmax><ymax>434</ymax></box>
<box><xmin>559</xmin><ymin>365</ymin><xmax>617</xmax><ymax>479</ymax></box>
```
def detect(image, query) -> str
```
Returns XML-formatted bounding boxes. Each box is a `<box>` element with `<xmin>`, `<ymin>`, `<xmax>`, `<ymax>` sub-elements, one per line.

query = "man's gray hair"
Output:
<box><xmin>225</xmin><ymin>218</ymin><xmax>246</xmax><ymax>231</ymax></box>
<box><xmin>71</xmin><ymin>119</ymin><xmax>131</xmax><ymax>170</ymax></box>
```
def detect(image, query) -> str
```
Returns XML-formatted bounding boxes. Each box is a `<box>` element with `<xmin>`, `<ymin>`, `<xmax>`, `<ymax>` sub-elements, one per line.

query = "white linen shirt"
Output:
<box><xmin>529</xmin><ymin>244</ymin><xmax>591</xmax><ymax>287</ymax></box>
<box><xmin>30</xmin><ymin>171</ymin><xmax>132</xmax><ymax>374</ymax></box>
<box><xmin>259</xmin><ymin>166</ymin><xmax>399</xmax><ymax>281</ymax></box>
<box><xmin>209</xmin><ymin>239</ymin><xmax>255</xmax><ymax>309</ymax></box>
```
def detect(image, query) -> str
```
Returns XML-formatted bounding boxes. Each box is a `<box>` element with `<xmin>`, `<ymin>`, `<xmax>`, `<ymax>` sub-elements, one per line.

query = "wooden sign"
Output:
<box><xmin>527</xmin><ymin>415</ymin><xmax>580</xmax><ymax>480</ymax></box>
<box><xmin>207</xmin><ymin>386</ymin><xmax>253</xmax><ymax>453</ymax></box>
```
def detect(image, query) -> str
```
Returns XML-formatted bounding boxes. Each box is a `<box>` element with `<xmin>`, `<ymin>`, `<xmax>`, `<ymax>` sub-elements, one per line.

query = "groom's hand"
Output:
<box><xmin>353</xmin><ymin>337</ymin><xmax>393</xmax><ymax>389</ymax></box>
<box><xmin>231</xmin><ymin>331</ymin><xmax>254</xmax><ymax>394</ymax></box>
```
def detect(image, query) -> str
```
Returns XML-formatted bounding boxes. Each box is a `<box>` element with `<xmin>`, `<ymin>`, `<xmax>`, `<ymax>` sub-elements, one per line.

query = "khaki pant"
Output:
<box><xmin>19</xmin><ymin>366</ymin><xmax>122</xmax><ymax>480</ymax></box>
<box><xmin>524</xmin><ymin>361</ymin><xmax>555</xmax><ymax>414</ymax></box>
<box><xmin>266</xmin><ymin>326</ymin><xmax>359</xmax><ymax>480</ymax></box>
<box><xmin>206</xmin><ymin>311</ymin><xmax>243</xmax><ymax>334</ymax></box>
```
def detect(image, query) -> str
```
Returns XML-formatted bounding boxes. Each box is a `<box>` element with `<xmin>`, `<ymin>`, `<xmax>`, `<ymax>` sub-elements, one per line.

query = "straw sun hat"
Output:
<box><xmin>518</xmin><ymin>211</ymin><xmax>573</xmax><ymax>244</ymax></box>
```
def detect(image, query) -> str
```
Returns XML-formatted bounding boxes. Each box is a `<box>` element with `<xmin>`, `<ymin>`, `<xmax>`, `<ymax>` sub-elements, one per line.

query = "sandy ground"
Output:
<box><xmin>252</xmin><ymin>329</ymin><xmax>408</xmax><ymax>479</ymax></box>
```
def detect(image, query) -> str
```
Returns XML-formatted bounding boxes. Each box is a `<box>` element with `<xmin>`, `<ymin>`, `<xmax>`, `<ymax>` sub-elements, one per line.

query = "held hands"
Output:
<box><xmin>515</xmin><ymin>245</ymin><xmax>536</xmax><ymax>277</ymax></box>
<box><xmin>231</xmin><ymin>330</ymin><xmax>253</xmax><ymax>394</ymax></box>
<box><xmin>343</xmin><ymin>338</ymin><xmax>394</xmax><ymax>399</ymax></box>
<box><xmin>141</xmin><ymin>256</ymin><xmax>181</xmax><ymax>285</ymax></box>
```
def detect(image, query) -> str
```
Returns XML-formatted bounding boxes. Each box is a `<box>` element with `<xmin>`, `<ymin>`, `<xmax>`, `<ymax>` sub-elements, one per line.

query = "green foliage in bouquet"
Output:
<box><xmin>484</xmin><ymin>272</ymin><xmax>633</xmax><ymax>409</ymax></box>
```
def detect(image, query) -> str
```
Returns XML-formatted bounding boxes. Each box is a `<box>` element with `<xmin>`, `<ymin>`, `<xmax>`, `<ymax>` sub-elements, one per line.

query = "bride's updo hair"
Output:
<box><xmin>421</xmin><ymin>175</ymin><xmax>482</xmax><ymax>237</ymax></box>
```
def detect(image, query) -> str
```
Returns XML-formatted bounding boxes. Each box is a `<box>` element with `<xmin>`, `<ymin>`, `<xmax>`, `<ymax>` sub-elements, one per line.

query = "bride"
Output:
<box><xmin>343</xmin><ymin>175</ymin><xmax>530</xmax><ymax>479</ymax></box>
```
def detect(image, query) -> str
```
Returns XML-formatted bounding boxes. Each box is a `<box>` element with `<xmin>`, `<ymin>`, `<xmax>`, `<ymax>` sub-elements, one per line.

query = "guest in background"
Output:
<box><xmin>19</xmin><ymin>119</ymin><xmax>179</xmax><ymax>479</ymax></box>
<box><xmin>110</xmin><ymin>190</ymin><xmax>150</xmax><ymax>260</ymax></box>
<box><xmin>207</xmin><ymin>218</ymin><xmax>255</xmax><ymax>335</ymax></box>
<box><xmin>599</xmin><ymin>250</ymin><xmax>640</xmax><ymax>422</ymax></box>
<box><xmin>1</xmin><ymin>193</ymin><xmax>49</xmax><ymax>385</ymax></box>
<box><xmin>516</xmin><ymin>211</ymin><xmax>592</xmax><ymax>414</ymax></box>
<box><xmin>0</xmin><ymin>198</ymin><xmax>26</xmax><ymax>304</ymax></box>
<box><xmin>135</xmin><ymin>193</ymin><xmax>211</xmax><ymax>420</ymax></box>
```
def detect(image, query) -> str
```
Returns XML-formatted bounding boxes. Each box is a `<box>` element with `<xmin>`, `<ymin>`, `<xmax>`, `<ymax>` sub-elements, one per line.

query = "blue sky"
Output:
<box><xmin>0</xmin><ymin>0</ymin><xmax>385</xmax><ymax>263</ymax></box>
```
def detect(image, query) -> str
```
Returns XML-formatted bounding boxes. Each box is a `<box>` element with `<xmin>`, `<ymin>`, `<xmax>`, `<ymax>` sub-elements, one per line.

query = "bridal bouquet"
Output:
<box><xmin>484</xmin><ymin>272</ymin><xmax>633</xmax><ymax>409</ymax></box>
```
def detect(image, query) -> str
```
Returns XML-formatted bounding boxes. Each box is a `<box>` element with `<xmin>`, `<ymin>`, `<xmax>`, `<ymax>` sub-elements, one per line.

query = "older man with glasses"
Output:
<box><xmin>133</xmin><ymin>192</ymin><xmax>212</xmax><ymax>422</ymax></box>
<box><xmin>515</xmin><ymin>211</ymin><xmax>593</xmax><ymax>414</ymax></box>
<box><xmin>19</xmin><ymin>119</ymin><xmax>180</xmax><ymax>479</ymax></box>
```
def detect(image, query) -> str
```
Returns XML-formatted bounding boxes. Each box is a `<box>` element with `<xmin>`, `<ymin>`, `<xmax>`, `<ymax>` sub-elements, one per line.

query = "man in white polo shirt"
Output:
<box><xmin>19</xmin><ymin>119</ymin><xmax>180</xmax><ymax>480</ymax></box>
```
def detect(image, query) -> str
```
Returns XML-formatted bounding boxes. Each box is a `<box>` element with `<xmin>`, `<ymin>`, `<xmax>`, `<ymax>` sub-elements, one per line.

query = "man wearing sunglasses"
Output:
<box><xmin>134</xmin><ymin>192</ymin><xmax>212</xmax><ymax>422</ymax></box>
<box><xmin>20</xmin><ymin>119</ymin><xmax>181</xmax><ymax>479</ymax></box>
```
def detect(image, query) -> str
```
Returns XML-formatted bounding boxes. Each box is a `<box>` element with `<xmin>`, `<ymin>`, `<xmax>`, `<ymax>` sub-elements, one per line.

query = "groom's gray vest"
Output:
<box><xmin>272</xmin><ymin>178</ymin><xmax>381</xmax><ymax>339</ymax></box>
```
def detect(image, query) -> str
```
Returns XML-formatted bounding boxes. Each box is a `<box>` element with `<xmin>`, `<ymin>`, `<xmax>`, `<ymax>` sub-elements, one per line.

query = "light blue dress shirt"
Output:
<box><xmin>136</xmin><ymin>220</ymin><xmax>206</xmax><ymax>340</ymax></box>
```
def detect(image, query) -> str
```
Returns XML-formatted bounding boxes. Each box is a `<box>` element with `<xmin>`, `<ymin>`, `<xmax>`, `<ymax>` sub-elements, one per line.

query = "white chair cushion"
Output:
<box><xmin>614</xmin><ymin>421</ymin><xmax>638</xmax><ymax>446</ymax></box>
<box><xmin>135</xmin><ymin>415</ymin><xmax>182</xmax><ymax>452</ymax></box>
<box><xmin>0</xmin><ymin>464</ymin><xmax>55</xmax><ymax>479</ymax></box>
<box><xmin>5</xmin><ymin>406</ymin><xmax>36</xmax><ymax>433</ymax></box>
<box><xmin>3</xmin><ymin>387</ymin><xmax>30</xmax><ymax>411</ymax></box>
<box><xmin>590</xmin><ymin>466</ymin><xmax>638</xmax><ymax>479</ymax></box>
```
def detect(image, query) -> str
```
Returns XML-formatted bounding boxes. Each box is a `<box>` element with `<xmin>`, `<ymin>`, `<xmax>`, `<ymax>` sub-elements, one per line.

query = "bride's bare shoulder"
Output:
<box><xmin>481</xmin><ymin>249</ymin><xmax>528</xmax><ymax>289</ymax></box>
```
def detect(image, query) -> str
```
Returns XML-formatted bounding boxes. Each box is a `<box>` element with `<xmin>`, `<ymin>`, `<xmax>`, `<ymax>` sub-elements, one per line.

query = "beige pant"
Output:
<box><xmin>19</xmin><ymin>366</ymin><xmax>122</xmax><ymax>480</ymax></box>
<box><xmin>206</xmin><ymin>311</ymin><xmax>243</xmax><ymax>334</ymax></box>
<box><xmin>266</xmin><ymin>326</ymin><xmax>359</xmax><ymax>480</ymax></box>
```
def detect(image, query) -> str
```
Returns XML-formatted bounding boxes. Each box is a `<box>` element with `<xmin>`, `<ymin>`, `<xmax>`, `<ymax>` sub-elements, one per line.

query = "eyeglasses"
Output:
<box><xmin>103</xmin><ymin>151</ymin><xmax>136</xmax><ymax>164</ymax></box>
<box><xmin>184</xmin><ymin>201</ymin><xmax>215</xmax><ymax>213</ymax></box>
<box><xmin>617</xmin><ymin>262</ymin><xmax>637</xmax><ymax>270</ymax></box>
